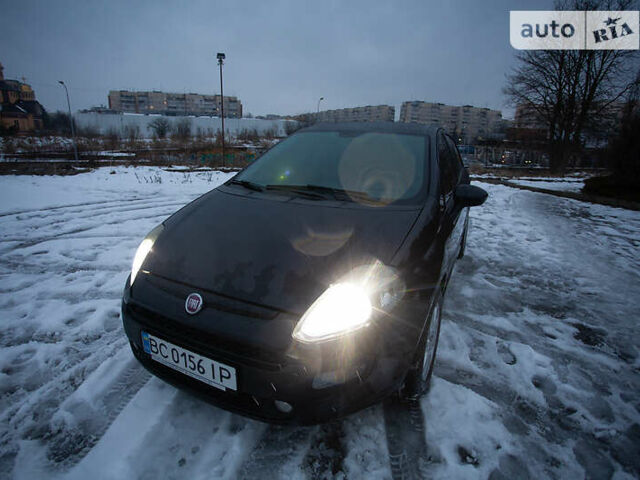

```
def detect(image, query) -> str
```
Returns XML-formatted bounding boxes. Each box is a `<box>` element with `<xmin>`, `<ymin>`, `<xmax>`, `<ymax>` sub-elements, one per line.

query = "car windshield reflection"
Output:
<box><xmin>233</xmin><ymin>131</ymin><xmax>428</xmax><ymax>205</ymax></box>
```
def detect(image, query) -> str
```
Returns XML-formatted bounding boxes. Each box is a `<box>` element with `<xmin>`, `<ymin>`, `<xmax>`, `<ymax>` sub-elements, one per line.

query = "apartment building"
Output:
<box><xmin>399</xmin><ymin>101</ymin><xmax>503</xmax><ymax>143</ymax></box>
<box><xmin>514</xmin><ymin>104</ymin><xmax>548</xmax><ymax>130</ymax></box>
<box><xmin>514</xmin><ymin>101</ymin><xmax>631</xmax><ymax>146</ymax></box>
<box><xmin>108</xmin><ymin>90</ymin><xmax>242</xmax><ymax>118</ymax></box>
<box><xmin>300</xmin><ymin>105</ymin><xmax>395</xmax><ymax>123</ymax></box>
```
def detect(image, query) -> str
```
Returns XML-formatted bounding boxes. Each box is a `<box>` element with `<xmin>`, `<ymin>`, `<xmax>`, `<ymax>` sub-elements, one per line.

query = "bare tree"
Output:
<box><xmin>284</xmin><ymin>121</ymin><xmax>300</xmax><ymax>136</ymax></box>
<box><xmin>123</xmin><ymin>124</ymin><xmax>140</xmax><ymax>144</ymax></box>
<box><xmin>504</xmin><ymin>0</ymin><xmax>639</xmax><ymax>172</ymax></box>
<box><xmin>105</xmin><ymin>127</ymin><xmax>120</xmax><ymax>150</ymax></box>
<box><xmin>172</xmin><ymin>118</ymin><xmax>192</xmax><ymax>141</ymax></box>
<box><xmin>607</xmin><ymin>68</ymin><xmax>640</xmax><ymax>180</ymax></box>
<box><xmin>148</xmin><ymin>117</ymin><xmax>170</xmax><ymax>139</ymax></box>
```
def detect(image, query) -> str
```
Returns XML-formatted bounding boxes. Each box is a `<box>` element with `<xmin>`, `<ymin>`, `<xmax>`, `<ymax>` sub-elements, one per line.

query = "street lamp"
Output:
<box><xmin>217</xmin><ymin>52</ymin><xmax>226</xmax><ymax>166</ymax></box>
<box><xmin>58</xmin><ymin>81</ymin><xmax>79</xmax><ymax>162</ymax></box>
<box><xmin>317</xmin><ymin>96</ymin><xmax>324</xmax><ymax>119</ymax></box>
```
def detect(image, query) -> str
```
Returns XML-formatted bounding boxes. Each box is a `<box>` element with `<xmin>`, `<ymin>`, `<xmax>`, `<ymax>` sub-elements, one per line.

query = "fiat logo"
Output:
<box><xmin>185</xmin><ymin>293</ymin><xmax>203</xmax><ymax>315</ymax></box>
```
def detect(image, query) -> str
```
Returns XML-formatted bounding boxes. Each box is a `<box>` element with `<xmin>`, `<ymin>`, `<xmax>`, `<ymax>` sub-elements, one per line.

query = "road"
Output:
<box><xmin>0</xmin><ymin>168</ymin><xmax>639</xmax><ymax>479</ymax></box>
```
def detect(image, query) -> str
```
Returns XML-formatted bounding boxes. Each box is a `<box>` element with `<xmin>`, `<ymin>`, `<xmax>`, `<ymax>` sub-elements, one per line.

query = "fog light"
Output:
<box><xmin>312</xmin><ymin>366</ymin><xmax>365</xmax><ymax>390</ymax></box>
<box><xmin>274</xmin><ymin>400</ymin><xmax>293</xmax><ymax>413</ymax></box>
<box><xmin>312</xmin><ymin>370</ymin><xmax>348</xmax><ymax>389</ymax></box>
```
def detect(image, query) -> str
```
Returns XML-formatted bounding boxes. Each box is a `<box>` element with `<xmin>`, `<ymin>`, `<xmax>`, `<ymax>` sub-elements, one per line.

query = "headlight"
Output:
<box><xmin>292</xmin><ymin>262</ymin><xmax>404</xmax><ymax>343</ymax></box>
<box><xmin>130</xmin><ymin>224</ymin><xmax>164</xmax><ymax>286</ymax></box>
<box><xmin>292</xmin><ymin>283</ymin><xmax>372</xmax><ymax>343</ymax></box>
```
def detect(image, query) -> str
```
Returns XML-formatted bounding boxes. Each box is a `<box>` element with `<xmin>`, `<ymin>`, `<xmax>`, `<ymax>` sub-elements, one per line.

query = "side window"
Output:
<box><xmin>437</xmin><ymin>132</ymin><xmax>456</xmax><ymax>196</ymax></box>
<box><xmin>445</xmin><ymin>135</ymin><xmax>464</xmax><ymax>182</ymax></box>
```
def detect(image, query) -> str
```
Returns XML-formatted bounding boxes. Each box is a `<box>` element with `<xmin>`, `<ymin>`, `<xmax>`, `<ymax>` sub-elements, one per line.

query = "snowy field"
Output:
<box><xmin>470</xmin><ymin>175</ymin><xmax>587</xmax><ymax>194</ymax></box>
<box><xmin>507</xmin><ymin>179</ymin><xmax>585</xmax><ymax>193</ymax></box>
<box><xmin>1</xmin><ymin>167</ymin><xmax>639</xmax><ymax>479</ymax></box>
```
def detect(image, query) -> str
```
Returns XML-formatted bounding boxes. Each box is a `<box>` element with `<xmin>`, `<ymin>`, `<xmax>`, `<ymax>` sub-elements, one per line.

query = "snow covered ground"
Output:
<box><xmin>1</xmin><ymin>168</ymin><xmax>639</xmax><ymax>479</ymax></box>
<box><xmin>470</xmin><ymin>175</ymin><xmax>587</xmax><ymax>194</ymax></box>
<box><xmin>507</xmin><ymin>178</ymin><xmax>585</xmax><ymax>193</ymax></box>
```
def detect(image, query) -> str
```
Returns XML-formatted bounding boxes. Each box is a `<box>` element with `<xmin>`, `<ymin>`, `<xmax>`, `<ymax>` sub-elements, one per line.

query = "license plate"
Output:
<box><xmin>141</xmin><ymin>331</ymin><xmax>237</xmax><ymax>391</ymax></box>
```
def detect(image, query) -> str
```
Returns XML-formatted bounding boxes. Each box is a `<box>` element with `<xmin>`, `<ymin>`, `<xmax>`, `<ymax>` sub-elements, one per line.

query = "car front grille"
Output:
<box><xmin>128</xmin><ymin>303</ymin><xmax>286</xmax><ymax>371</ymax></box>
<box><xmin>129</xmin><ymin>344</ymin><xmax>295</xmax><ymax>423</ymax></box>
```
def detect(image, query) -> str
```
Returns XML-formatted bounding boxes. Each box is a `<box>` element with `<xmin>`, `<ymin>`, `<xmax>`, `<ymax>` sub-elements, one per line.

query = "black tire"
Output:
<box><xmin>402</xmin><ymin>294</ymin><xmax>443</xmax><ymax>398</ymax></box>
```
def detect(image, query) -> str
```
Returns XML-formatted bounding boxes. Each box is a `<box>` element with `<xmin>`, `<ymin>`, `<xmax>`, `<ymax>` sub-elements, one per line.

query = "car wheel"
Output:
<box><xmin>402</xmin><ymin>295</ymin><xmax>443</xmax><ymax>398</ymax></box>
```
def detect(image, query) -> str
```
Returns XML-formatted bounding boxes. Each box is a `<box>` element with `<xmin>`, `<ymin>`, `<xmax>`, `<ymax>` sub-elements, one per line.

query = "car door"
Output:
<box><xmin>436</xmin><ymin>132</ymin><xmax>465</xmax><ymax>278</ymax></box>
<box><xmin>443</xmin><ymin>135</ymin><xmax>468</xmax><ymax>271</ymax></box>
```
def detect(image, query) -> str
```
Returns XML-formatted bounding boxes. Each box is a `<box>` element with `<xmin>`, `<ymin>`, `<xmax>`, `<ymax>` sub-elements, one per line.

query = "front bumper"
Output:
<box><xmin>122</xmin><ymin>276</ymin><xmax>415</xmax><ymax>425</ymax></box>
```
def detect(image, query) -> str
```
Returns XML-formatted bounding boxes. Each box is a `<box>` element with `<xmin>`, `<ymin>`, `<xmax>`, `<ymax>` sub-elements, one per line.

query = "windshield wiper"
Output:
<box><xmin>264</xmin><ymin>184</ymin><xmax>327</xmax><ymax>200</ymax></box>
<box><xmin>262</xmin><ymin>183</ymin><xmax>386</xmax><ymax>203</ymax></box>
<box><xmin>299</xmin><ymin>184</ymin><xmax>384</xmax><ymax>203</ymax></box>
<box><xmin>228</xmin><ymin>179</ymin><xmax>264</xmax><ymax>192</ymax></box>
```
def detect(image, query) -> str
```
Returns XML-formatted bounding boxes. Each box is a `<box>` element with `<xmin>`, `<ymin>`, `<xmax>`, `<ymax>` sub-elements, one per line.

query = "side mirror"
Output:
<box><xmin>455</xmin><ymin>184</ymin><xmax>488</xmax><ymax>207</ymax></box>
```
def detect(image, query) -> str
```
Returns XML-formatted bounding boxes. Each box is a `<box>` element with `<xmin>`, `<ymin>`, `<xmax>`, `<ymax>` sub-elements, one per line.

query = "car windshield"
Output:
<box><xmin>234</xmin><ymin>131</ymin><xmax>428</xmax><ymax>205</ymax></box>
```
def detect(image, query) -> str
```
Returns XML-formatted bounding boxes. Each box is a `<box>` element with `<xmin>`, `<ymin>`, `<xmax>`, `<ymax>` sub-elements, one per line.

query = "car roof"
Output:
<box><xmin>299</xmin><ymin>121</ymin><xmax>439</xmax><ymax>137</ymax></box>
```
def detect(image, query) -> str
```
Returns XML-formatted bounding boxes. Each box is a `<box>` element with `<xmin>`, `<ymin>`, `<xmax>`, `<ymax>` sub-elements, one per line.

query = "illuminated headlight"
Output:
<box><xmin>292</xmin><ymin>283</ymin><xmax>372</xmax><ymax>343</ymax></box>
<box><xmin>292</xmin><ymin>262</ymin><xmax>404</xmax><ymax>343</ymax></box>
<box><xmin>130</xmin><ymin>224</ymin><xmax>164</xmax><ymax>286</ymax></box>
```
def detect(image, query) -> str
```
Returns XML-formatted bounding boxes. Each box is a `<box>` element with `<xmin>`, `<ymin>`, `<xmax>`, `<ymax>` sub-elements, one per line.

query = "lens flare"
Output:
<box><xmin>293</xmin><ymin>283</ymin><xmax>372</xmax><ymax>343</ymax></box>
<box><xmin>292</xmin><ymin>261</ymin><xmax>405</xmax><ymax>343</ymax></box>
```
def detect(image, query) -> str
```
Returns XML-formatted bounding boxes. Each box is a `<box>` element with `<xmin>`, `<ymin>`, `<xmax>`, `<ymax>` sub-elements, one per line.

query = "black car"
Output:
<box><xmin>122</xmin><ymin>122</ymin><xmax>487</xmax><ymax>424</ymax></box>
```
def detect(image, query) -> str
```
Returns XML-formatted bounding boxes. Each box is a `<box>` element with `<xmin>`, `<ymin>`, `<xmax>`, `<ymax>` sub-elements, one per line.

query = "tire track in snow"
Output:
<box><xmin>0</xmin><ymin>193</ymin><xmax>190</xmax><ymax>219</ymax></box>
<box><xmin>10</xmin><ymin>199</ymin><xmax>191</xmax><ymax>233</ymax></box>
<box><xmin>0</xmin><ymin>337</ymin><xmax>128</xmax><ymax>477</ymax></box>
<box><xmin>0</xmin><ymin>172</ymin><xmax>231</xmax><ymax>479</ymax></box>
<box><xmin>301</xmin><ymin>422</ymin><xmax>347</xmax><ymax>479</ymax></box>
<box><xmin>95</xmin><ymin>390</ymin><xmax>266</xmax><ymax>480</ymax></box>
<box><xmin>0</xmin><ymin>197</ymin><xmax>188</xmax><ymax>242</ymax></box>
<box><xmin>237</xmin><ymin>425</ymin><xmax>317</xmax><ymax>479</ymax></box>
<box><xmin>0</xmin><ymin>258</ymin><xmax>128</xmax><ymax>276</ymax></box>
<box><xmin>0</xmin><ymin>198</ymin><xmax>143</xmax><ymax>218</ymax></box>
<box><xmin>5</xmin><ymin>208</ymin><xmax>176</xmax><ymax>250</ymax></box>
<box><xmin>236</xmin><ymin>421</ymin><xmax>350</xmax><ymax>479</ymax></box>
<box><xmin>46</xmin><ymin>359</ymin><xmax>152</xmax><ymax>469</ymax></box>
<box><xmin>5</xmin><ymin>226</ymin><xmax>98</xmax><ymax>250</ymax></box>
<box><xmin>383</xmin><ymin>395</ymin><xmax>429</xmax><ymax>480</ymax></box>
<box><xmin>429</xmin><ymin>184</ymin><xmax>640</xmax><ymax>478</ymax></box>
<box><xmin>447</xmin><ymin>311</ymin><xmax>629</xmax><ymax>386</ymax></box>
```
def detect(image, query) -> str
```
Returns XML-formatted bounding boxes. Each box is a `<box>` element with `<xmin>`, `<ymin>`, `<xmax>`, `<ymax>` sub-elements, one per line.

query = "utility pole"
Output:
<box><xmin>217</xmin><ymin>52</ymin><xmax>226</xmax><ymax>166</ymax></box>
<box><xmin>58</xmin><ymin>81</ymin><xmax>79</xmax><ymax>162</ymax></box>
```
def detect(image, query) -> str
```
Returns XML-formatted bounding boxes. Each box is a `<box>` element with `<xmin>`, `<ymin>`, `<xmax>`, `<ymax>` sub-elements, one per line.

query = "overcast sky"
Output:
<box><xmin>1</xmin><ymin>0</ymin><xmax>553</xmax><ymax>119</ymax></box>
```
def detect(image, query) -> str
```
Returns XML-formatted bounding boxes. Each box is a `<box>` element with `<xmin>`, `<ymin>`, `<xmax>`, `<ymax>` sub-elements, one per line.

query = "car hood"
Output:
<box><xmin>143</xmin><ymin>188</ymin><xmax>420</xmax><ymax>314</ymax></box>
